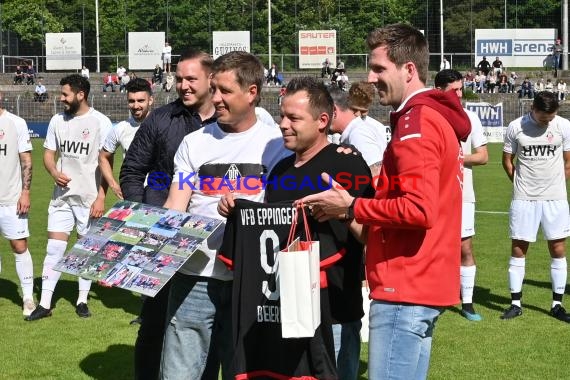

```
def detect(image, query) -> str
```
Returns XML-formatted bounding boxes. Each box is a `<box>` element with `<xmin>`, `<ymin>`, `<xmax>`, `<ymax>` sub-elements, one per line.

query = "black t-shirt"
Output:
<box><xmin>220</xmin><ymin>199</ymin><xmax>337</xmax><ymax>379</ymax></box>
<box><xmin>265</xmin><ymin>144</ymin><xmax>374</xmax><ymax>323</ymax></box>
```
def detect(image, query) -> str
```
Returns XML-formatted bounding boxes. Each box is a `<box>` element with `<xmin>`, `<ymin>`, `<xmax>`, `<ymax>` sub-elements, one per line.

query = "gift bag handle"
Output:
<box><xmin>286</xmin><ymin>202</ymin><xmax>312</xmax><ymax>247</ymax></box>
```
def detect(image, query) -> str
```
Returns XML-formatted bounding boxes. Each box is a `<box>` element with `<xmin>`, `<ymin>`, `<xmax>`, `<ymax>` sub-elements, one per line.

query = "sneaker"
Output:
<box><xmin>22</xmin><ymin>299</ymin><xmax>36</xmax><ymax>317</ymax></box>
<box><xmin>24</xmin><ymin>305</ymin><xmax>52</xmax><ymax>321</ymax></box>
<box><xmin>461</xmin><ymin>309</ymin><xmax>483</xmax><ymax>321</ymax></box>
<box><xmin>500</xmin><ymin>304</ymin><xmax>523</xmax><ymax>320</ymax></box>
<box><xmin>550</xmin><ymin>304</ymin><xmax>570</xmax><ymax>323</ymax></box>
<box><xmin>75</xmin><ymin>302</ymin><xmax>91</xmax><ymax>318</ymax></box>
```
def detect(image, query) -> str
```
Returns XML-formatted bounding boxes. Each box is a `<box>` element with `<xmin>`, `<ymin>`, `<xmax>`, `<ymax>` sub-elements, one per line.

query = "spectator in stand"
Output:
<box><xmin>518</xmin><ymin>78</ymin><xmax>534</xmax><ymax>99</ymax></box>
<box><xmin>25</xmin><ymin>65</ymin><xmax>36</xmax><ymax>85</ymax></box>
<box><xmin>162</xmin><ymin>42</ymin><xmax>172</xmax><ymax>73</ymax></box>
<box><xmin>553</xmin><ymin>38</ymin><xmax>563</xmax><ymax>71</ymax></box>
<box><xmin>492</xmin><ymin>57</ymin><xmax>504</xmax><ymax>75</ymax></box>
<box><xmin>266</xmin><ymin>63</ymin><xmax>279</xmax><ymax>86</ymax></box>
<box><xmin>34</xmin><ymin>78</ymin><xmax>48</xmax><ymax>102</ymax></box>
<box><xmin>486</xmin><ymin>71</ymin><xmax>497</xmax><ymax>93</ymax></box>
<box><xmin>322</xmin><ymin>58</ymin><xmax>332</xmax><ymax>78</ymax></box>
<box><xmin>508</xmin><ymin>72</ymin><xmax>518</xmax><ymax>93</ymax></box>
<box><xmin>13</xmin><ymin>66</ymin><xmax>24</xmax><ymax>85</ymax></box>
<box><xmin>117</xmin><ymin>65</ymin><xmax>127</xmax><ymax>81</ymax></box>
<box><xmin>474</xmin><ymin>70</ymin><xmax>485</xmax><ymax>93</ymax></box>
<box><xmin>439</xmin><ymin>56</ymin><xmax>451</xmax><ymax>71</ymax></box>
<box><xmin>557</xmin><ymin>79</ymin><xmax>567</xmax><ymax>101</ymax></box>
<box><xmin>545</xmin><ymin>78</ymin><xmax>555</xmax><ymax>92</ymax></box>
<box><xmin>477</xmin><ymin>56</ymin><xmax>491</xmax><ymax>76</ymax></box>
<box><xmin>536</xmin><ymin>78</ymin><xmax>545</xmax><ymax>92</ymax></box>
<box><xmin>498</xmin><ymin>72</ymin><xmax>509</xmax><ymax>93</ymax></box>
<box><xmin>102</xmin><ymin>72</ymin><xmax>117</xmax><ymax>92</ymax></box>
<box><xmin>152</xmin><ymin>64</ymin><xmax>164</xmax><ymax>86</ymax></box>
<box><xmin>464</xmin><ymin>71</ymin><xmax>475</xmax><ymax>91</ymax></box>
<box><xmin>337</xmin><ymin>70</ymin><xmax>349</xmax><ymax>91</ymax></box>
<box><xmin>120</xmin><ymin>72</ymin><xmax>131</xmax><ymax>93</ymax></box>
<box><xmin>81</xmin><ymin>66</ymin><xmax>90</xmax><ymax>79</ymax></box>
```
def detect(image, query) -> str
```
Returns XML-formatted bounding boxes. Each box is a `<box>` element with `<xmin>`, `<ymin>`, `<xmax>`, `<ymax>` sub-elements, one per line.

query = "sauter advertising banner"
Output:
<box><xmin>46</xmin><ymin>33</ymin><xmax>82</xmax><ymax>70</ymax></box>
<box><xmin>212</xmin><ymin>31</ymin><xmax>250</xmax><ymax>60</ymax></box>
<box><xmin>475</xmin><ymin>29</ymin><xmax>557</xmax><ymax>68</ymax></box>
<box><xmin>298</xmin><ymin>30</ymin><xmax>336</xmax><ymax>69</ymax></box>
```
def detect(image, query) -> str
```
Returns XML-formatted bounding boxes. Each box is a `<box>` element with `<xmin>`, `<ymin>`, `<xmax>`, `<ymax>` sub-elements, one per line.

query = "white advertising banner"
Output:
<box><xmin>45</xmin><ymin>33</ymin><xmax>82</xmax><ymax>70</ymax></box>
<box><xmin>128</xmin><ymin>32</ymin><xmax>165</xmax><ymax>70</ymax></box>
<box><xmin>298</xmin><ymin>30</ymin><xmax>336</xmax><ymax>69</ymax></box>
<box><xmin>466</xmin><ymin>102</ymin><xmax>505</xmax><ymax>143</ymax></box>
<box><xmin>475</xmin><ymin>29</ymin><xmax>557</xmax><ymax>68</ymax></box>
<box><xmin>212</xmin><ymin>31</ymin><xmax>250</xmax><ymax>60</ymax></box>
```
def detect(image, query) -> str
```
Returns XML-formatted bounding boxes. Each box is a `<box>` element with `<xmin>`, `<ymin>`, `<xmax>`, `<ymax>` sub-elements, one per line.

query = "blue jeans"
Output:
<box><xmin>368</xmin><ymin>301</ymin><xmax>444</xmax><ymax>380</ymax></box>
<box><xmin>160</xmin><ymin>273</ymin><xmax>233</xmax><ymax>380</ymax></box>
<box><xmin>332</xmin><ymin>320</ymin><xmax>362</xmax><ymax>380</ymax></box>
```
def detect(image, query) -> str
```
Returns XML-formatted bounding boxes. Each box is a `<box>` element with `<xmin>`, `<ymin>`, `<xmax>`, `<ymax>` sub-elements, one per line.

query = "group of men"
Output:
<box><xmin>2</xmin><ymin>22</ymin><xmax>570</xmax><ymax>380</ymax></box>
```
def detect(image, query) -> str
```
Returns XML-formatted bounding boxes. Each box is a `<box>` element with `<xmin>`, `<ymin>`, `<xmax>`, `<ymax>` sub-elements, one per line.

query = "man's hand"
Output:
<box><xmin>17</xmin><ymin>190</ymin><xmax>31</xmax><ymax>215</ymax></box>
<box><xmin>53</xmin><ymin>171</ymin><xmax>71</xmax><ymax>187</ymax></box>
<box><xmin>217</xmin><ymin>193</ymin><xmax>236</xmax><ymax>218</ymax></box>
<box><xmin>110</xmin><ymin>182</ymin><xmax>124</xmax><ymax>200</ymax></box>
<box><xmin>295</xmin><ymin>172</ymin><xmax>355</xmax><ymax>222</ymax></box>
<box><xmin>90</xmin><ymin>196</ymin><xmax>106</xmax><ymax>219</ymax></box>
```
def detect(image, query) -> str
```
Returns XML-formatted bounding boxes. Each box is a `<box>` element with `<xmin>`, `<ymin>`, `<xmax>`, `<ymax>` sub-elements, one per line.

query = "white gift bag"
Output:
<box><xmin>279</xmin><ymin>205</ymin><xmax>321</xmax><ymax>338</ymax></box>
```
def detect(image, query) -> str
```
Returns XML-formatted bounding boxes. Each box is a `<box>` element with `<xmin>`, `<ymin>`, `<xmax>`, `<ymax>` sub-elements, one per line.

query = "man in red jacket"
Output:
<box><xmin>299</xmin><ymin>23</ymin><xmax>471</xmax><ymax>379</ymax></box>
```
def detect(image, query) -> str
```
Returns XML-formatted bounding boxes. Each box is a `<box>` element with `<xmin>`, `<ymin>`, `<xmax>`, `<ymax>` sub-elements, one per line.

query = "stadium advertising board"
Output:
<box><xmin>298</xmin><ymin>30</ymin><xmax>336</xmax><ymax>69</ymax></box>
<box><xmin>45</xmin><ymin>33</ymin><xmax>82</xmax><ymax>70</ymax></box>
<box><xmin>128</xmin><ymin>32</ymin><xmax>165</xmax><ymax>70</ymax></box>
<box><xmin>212</xmin><ymin>31</ymin><xmax>250</xmax><ymax>60</ymax></box>
<box><xmin>475</xmin><ymin>29</ymin><xmax>557</xmax><ymax>68</ymax></box>
<box><xmin>466</xmin><ymin>102</ymin><xmax>504</xmax><ymax>143</ymax></box>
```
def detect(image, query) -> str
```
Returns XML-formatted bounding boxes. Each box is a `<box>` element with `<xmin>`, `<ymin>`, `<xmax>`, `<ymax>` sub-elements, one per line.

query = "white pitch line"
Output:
<box><xmin>476</xmin><ymin>210</ymin><xmax>509</xmax><ymax>215</ymax></box>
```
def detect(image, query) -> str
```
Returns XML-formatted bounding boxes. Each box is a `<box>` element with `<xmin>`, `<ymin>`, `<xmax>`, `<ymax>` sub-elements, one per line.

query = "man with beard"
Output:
<box><xmin>119</xmin><ymin>48</ymin><xmax>217</xmax><ymax>380</ymax></box>
<box><xmin>26</xmin><ymin>74</ymin><xmax>112</xmax><ymax>321</ymax></box>
<box><xmin>99</xmin><ymin>78</ymin><xmax>154</xmax><ymax>199</ymax></box>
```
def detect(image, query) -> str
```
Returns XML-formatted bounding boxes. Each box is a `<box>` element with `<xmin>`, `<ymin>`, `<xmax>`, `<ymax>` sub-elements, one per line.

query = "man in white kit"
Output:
<box><xmin>162</xmin><ymin>42</ymin><xmax>172</xmax><ymax>74</ymax></box>
<box><xmin>0</xmin><ymin>93</ymin><xmax>36</xmax><ymax>317</ymax></box>
<box><xmin>99</xmin><ymin>78</ymin><xmax>154</xmax><ymax>199</ymax></box>
<box><xmin>435</xmin><ymin>69</ymin><xmax>488</xmax><ymax>321</ymax></box>
<box><xmin>26</xmin><ymin>74</ymin><xmax>112</xmax><ymax>321</ymax></box>
<box><xmin>501</xmin><ymin>91</ymin><xmax>570</xmax><ymax>323</ymax></box>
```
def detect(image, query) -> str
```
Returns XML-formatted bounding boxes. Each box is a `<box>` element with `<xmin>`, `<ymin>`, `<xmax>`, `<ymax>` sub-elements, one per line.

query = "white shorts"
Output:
<box><xmin>48</xmin><ymin>201</ymin><xmax>93</xmax><ymax>236</ymax></box>
<box><xmin>0</xmin><ymin>205</ymin><xmax>29</xmax><ymax>240</ymax></box>
<box><xmin>509</xmin><ymin>199</ymin><xmax>570</xmax><ymax>242</ymax></box>
<box><xmin>163</xmin><ymin>55</ymin><xmax>171</xmax><ymax>64</ymax></box>
<box><xmin>461</xmin><ymin>202</ymin><xmax>475</xmax><ymax>238</ymax></box>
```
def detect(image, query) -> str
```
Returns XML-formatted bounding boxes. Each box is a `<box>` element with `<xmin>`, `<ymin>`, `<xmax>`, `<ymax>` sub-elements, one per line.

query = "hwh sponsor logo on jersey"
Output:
<box><xmin>60</xmin><ymin>140</ymin><xmax>90</xmax><ymax>155</ymax></box>
<box><xmin>0</xmin><ymin>144</ymin><xmax>6</xmax><ymax>156</ymax></box>
<box><xmin>521</xmin><ymin>145</ymin><xmax>557</xmax><ymax>157</ymax></box>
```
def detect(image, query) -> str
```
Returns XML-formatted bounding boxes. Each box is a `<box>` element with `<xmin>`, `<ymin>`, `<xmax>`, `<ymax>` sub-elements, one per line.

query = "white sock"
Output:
<box><xmin>77</xmin><ymin>278</ymin><xmax>91</xmax><ymax>305</ymax></box>
<box><xmin>460</xmin><ymin>265</ymin><xmax>476</xmax><ymax>304</ymax></box>
<box><xmin>551</xmin><ymin>257</ymin><xmax>567</xmax><ymax>307</ymax></box>
<box><xmin>508</xmin><ymin>256</ymin><xmax>525</xmax><ymax>306</ymax></box>
<box><xmin>14</xmin><ymin>249</ymin><xmax>34</xmax><ymax>300</ymax></box>
<box><xmin>40</xmin><ymin>239</ymin><xmax>68</xmax><ymax>309</ymax></box>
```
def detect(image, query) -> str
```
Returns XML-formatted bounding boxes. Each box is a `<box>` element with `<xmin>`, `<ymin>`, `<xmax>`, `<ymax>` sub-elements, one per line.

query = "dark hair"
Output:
<box><xmin>328</xmin><ymin>85</ymin><xmax>350</xmax><ymax>111</ymax></box>
<box><xmin>177</xmin><ymin>48</ymin><xmax>213</xmax><ymax>74</ymax></box>
<box><xmin>434</xmin><ymin>69</ymin><xmax>463</xmax><ymax>89</ymax></box>
<box><xmin>125</xmin><ymin>77</ymin><xmax>152</xmax><ymax>95</ymax></box>
<box><xmin>285</xmin><ymin>77</ymin><xmax>334</xmax><ymax>128</ymax></box>
<box><xmin>60</xmin><ymin>74</ymin><xmax>90</xmax><ymax>98</ymax></box>
<box><xmin>366</xmin><ymin>23</ymin><xmax>429</xmax><ymax>84</ymax></box>
<box><xmin>533</xmin><ymin>91</ymin><xmax>560</xmax><ymax>113</ymax></box>
<box><xmin>212</xmin><ymin>51</ymin><xmax>265</xmax><ymax>104</ymax></box>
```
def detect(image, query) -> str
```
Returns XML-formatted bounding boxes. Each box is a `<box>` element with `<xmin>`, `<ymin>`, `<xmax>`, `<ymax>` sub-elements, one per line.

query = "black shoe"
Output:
<box><xmin>24</xmin><ymin>305</ymin><xmax>52</xmax><ymax>321</ymax></box>
<box><xmin>75</xmin><ymin>303</ymin><xmax>91</xmax><ymax>318</ymax></box>
<box><xmin>500</xmin><ymin>304</ymin><xmax>522</xmax><ymax>320</ymax></box>
<box><xmin>129</xmin><ymin>316</ymin><xmax>143</xmax><ymax>325</ymax></box>
<box><xmin>550</xmin><ymin>304</ymin><xmax>570</xmax><ymax>323</ymax></box>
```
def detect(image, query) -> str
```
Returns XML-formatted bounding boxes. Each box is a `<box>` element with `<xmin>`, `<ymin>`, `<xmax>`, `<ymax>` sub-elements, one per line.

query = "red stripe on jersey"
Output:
<box><xmin>216</xmin><ymin>253</ymin><xmax>233</xmax><ymax>271</ymax></box>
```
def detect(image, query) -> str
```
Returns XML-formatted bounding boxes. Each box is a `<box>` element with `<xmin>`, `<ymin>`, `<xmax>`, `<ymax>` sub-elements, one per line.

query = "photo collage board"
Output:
<box><xmin>54</xmin><ymin>200</ymin><xmax>223</xmax><ymax>297</ymax></box>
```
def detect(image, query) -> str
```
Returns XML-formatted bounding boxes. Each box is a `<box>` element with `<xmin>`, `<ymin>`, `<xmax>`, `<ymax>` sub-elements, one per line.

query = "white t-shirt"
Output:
<box><xmin>255</xmin><ymin>106</ymin><xmax>278</xmax><ymax>128</ymax></box>
<box><xmin>81</xmin><ymin>68</ymin><xmax>90</xmax><ymax>79</ymax></box>
<box><xmin>162</xmin><ymin>45</ymin><xmax>172</xmax><ymax>58</ymax></box>
<box><xmin>462</xmin><ymin>109</ymin><xmax>487</xmax><ymax>203</ymax></box>
<box><xmin>103</xmin><ymin>117</ymin><xmax>140</xmax><ymax>158</ymax></box>
<box><xmin>116</xmin><ymin>67</ymin><xmax>126</xmax><ymax>78</ymax></box>
<box><xmin>364</xmin><ymin>115</ymin><xmax>391</xmax><ymax>143</ymax></box>
<box><xmin>172</xmin><ymin>121</ymin><xmax>292</xmax><ymax>280</ymax></box>
<box><xmin>0</xmin><ymin>111</ymin><xmax>32</xmax><ymax>205</ymax></box>
<box><xmin>44</xmin><ymin>108</ymin><xmax>112</xmax><ymax>207</ymax></box>
<box><xmin>339</xmin><ymin>116</ymin><xmax>387</xmax><ymax>167</ymax></box>
<box><xmin>503</xmin><ymin>113</ymin><xmax>570</xmax><ymax>200</ymax></box>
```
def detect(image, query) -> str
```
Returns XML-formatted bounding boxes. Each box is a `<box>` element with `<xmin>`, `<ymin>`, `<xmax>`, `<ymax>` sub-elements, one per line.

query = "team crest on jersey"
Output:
<box><xmin>546</xmin><ymin>131</ymin><xmax>554</xmax><ymax>143</ymax></box>
<box><xmin>225</xmin><ymin>164</ymin><xmax>242</xmax><ymax>180</ymax></box>
<box><xmin>0</xmin><ymin>129</ymin><xmax>5</xmax><ymax>140</ymax></box>
<box><xmin>82</xmin><ymin>128</ymin><xmax>90</xmax><ymax>140</ymax></box>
